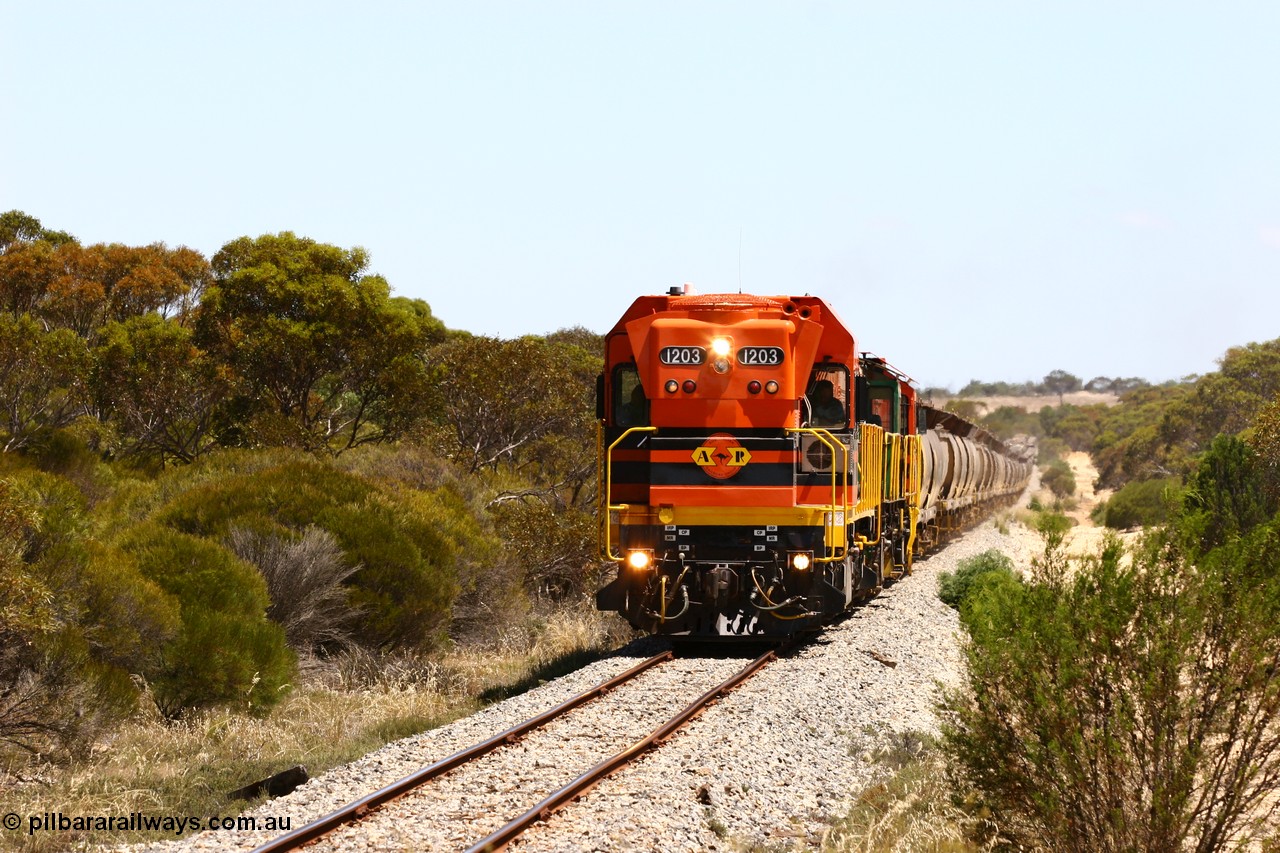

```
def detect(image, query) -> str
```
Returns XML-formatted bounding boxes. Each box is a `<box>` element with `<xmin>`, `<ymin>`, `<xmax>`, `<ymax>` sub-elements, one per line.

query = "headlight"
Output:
<box><xmin>790</xmin><ymin>552</ymin><xmax>812</xmax><ymax>571</ymax></box>
<box><xmin>626</xmin><ymin>550</ymin><xmax>652</xmax><ymax>570</ymax></box>
<box><xmin>710</xmin><ymin>336</ymin><xmax>732</xmax><ymax>357</ymax></box>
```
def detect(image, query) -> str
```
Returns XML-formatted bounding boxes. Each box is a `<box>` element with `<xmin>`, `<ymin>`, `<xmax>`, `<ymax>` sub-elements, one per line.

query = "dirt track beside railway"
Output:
<box><xmin>928</xmin><ymin>391</ymin><xmax>1120</xmax><ymax>414</ymax></box>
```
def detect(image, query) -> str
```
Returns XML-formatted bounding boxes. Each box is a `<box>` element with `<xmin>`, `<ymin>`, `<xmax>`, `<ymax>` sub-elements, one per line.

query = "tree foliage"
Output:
<box><xmin>0</xmin><ymin>239</ymin><xmax>207</xmax><ymax>335</ymax></box>
<box><xmin>1091</xmin><ymin>382</ymin><xmax>1197</xmax><ymax>489</ymax></box>
<box><xmin>1041</xmin><ymin>369</ymin><xmax>1081</xmax><ymax>402</ymax></box>
<box><xmin>425</xmin><ymin>334</ymin><xmax>594</xmax><ymax>475</ymax></box>
<box><xmin>977</xmin><ymin>405</ymin><xmax>1041</xmax><ymax>440</ymax></box>
<box><xmin>1245</xmin><ymin>395</ymin><xmax>1280</xmax><ymax>503</ymax></box>
<box><xmin>0</xmin><ymin>313</ymin><xmax>91</xmax><ymax>453</ymax></box>
<box><xmin>1180</xmin><ymin>434</ymin><xmax>1278</xmax><ymax>556</ymax></box>
<box><xmin>197</xmin><ymin>232</ymin><xmax>445</xmax><ymax>453</ymax></box>
<box><xmin>91</xmin><ymin>314</ymin><xmax>230</xmax><ymax>465</ymax></box>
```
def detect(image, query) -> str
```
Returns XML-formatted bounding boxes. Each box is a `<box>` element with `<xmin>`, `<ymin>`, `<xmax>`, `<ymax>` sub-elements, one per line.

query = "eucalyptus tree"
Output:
<box><xmin>197</xmin><ymin>232</ymin><xmax>445</xmax><ymax>453</ymax></box>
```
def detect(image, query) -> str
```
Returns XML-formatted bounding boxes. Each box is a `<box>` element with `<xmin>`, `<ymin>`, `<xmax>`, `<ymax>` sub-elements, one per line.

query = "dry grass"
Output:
<box><xmin>0</xmin><ymin>604</ymin><xmax>633</xmax><ymax>852</ymax></box>
<box><xmin>823</xmin><ymin>733</ymin><xmax>988</xmax><ymax>853</ymax></box>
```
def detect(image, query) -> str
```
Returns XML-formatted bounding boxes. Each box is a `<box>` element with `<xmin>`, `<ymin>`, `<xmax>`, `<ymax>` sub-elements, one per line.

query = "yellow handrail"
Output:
<box><xmin>855</xmin><ymin>423</ymin><xmax>885</xmax><ymax>548</ymax></box>
<box><xmin>787</xmin><ymin>427</ymin><xmax>851</xmax><ymax>563</ymax></box>
<box><xmin>884</xmin><ymin>433</ymin><xmax>903</xmax><ymax>502</ymax></box>
<box><xmin>855</xmin><ymin>423</ymin><xmax>884</xmax><ymax>515</ymax></box>
<box><xmin>899</xmin><ymin>434</ymin><xmax>924</xmax><ymax>570</ymax></box>
<box><xmin>598</xmin><ymin>425</ymin><xmax>658</xmax><ymax>562</ymax></box>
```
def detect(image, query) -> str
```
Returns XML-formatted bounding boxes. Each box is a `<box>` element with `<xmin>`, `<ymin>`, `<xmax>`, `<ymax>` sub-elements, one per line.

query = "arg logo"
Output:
<box><xmin>691</xmin><ymin>433</ymin><xmax>752</xmax><ymax>480</ymax></box>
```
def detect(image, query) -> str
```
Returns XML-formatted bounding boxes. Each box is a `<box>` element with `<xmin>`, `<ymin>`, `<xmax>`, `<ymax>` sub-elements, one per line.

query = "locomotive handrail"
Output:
<box><xmin>898</xmin><ymin>434</ymin><xmax>924</xmax><ymax>572</ymax></box>
<box><xmin>890</xmin><ymin>433</ymin><xmax>905</xmax><ymax>501</ymax></box>
<box><xmin>854</xmin><ymin>423</ymin><xmax>885</xmax><ymax>548</ymax></box>
<box><xmin>599</xmin><ymin>425</ymin><xmax>658</xmax><ymax>562</ymax></box>
<box><xmin>787</xmin><ymin>427</ymin><xmax>850</xmax><ymax>563</ymax></box>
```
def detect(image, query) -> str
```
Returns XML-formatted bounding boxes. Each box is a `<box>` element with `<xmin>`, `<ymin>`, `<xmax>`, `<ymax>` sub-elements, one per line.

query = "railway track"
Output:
<box><xmin>249</xmin><ymin>646</ymin><xmax>782</xmax><ymax>853</ymax></box>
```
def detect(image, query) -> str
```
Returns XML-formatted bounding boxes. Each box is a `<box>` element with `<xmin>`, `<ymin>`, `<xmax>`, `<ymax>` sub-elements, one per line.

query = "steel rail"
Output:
<box><xmin>465</xmin><ymin>645</ymin><xmax>782</xmax><ymax>853</ymax></box>
<box><xmin>249</xmin><ymin>650</ymin><xmax>673</xmax><ymax>853</ymax></box>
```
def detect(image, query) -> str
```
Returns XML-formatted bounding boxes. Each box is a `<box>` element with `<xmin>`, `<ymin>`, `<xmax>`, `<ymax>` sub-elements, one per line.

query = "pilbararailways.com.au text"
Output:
<box><xmin>8</xmin><ymin>811</ymin><xmax>293</xmax><ymax>836</ymax></box>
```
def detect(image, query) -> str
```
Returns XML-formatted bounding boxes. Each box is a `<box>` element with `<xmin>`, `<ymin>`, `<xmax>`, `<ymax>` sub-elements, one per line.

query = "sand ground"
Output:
<box><xmin>930</xmin><ymin>390</ymin><xmax>1119</xmax><ymax>415</ymax></box>
<box><xmin>1009</xmin><ymin>449</ymin><xmax>1141</xmax><ymax>562</ymax></box>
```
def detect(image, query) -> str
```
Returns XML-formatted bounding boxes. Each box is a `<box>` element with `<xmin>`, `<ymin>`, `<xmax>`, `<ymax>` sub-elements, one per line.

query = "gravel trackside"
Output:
<box><xmin>108</xmin><ymin>518</ymin><xmax>1042</xmax><ymax>853</ymax></box>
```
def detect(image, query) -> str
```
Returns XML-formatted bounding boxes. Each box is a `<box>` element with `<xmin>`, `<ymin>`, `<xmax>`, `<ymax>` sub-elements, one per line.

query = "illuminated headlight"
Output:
<box><xmin>626</xmin><ymin>550</ymin><xmax>653</xmax><ymax>570</ymax></box>
<box><xmin>790</xmin><ymin>552</ymin><xmax>812</xmax><ymax>571</ymax></box>
<box><xmin>710</xmin><ymin>336</ymin><xmax>732</xmax><ymax>357</ymax></box>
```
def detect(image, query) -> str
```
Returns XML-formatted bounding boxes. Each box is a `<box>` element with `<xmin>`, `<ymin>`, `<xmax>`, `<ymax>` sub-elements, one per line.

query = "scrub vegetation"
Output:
<box><xmin>922</xmin><ymin>360</ymin><xmax>1280</xmax><ymax>850</ymax></box>
<box><xmin>0</xmin><ymin>211</ymin><xmax>628</xmax><ymax>849</ymax></box>
<box><xmin>6</xmin><ymin>209</ymin><xmax>1280</xmax><ymax>850</ymax></box>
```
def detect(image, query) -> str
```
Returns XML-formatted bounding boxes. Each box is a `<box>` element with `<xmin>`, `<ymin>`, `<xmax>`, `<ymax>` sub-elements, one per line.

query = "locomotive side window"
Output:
<box><xmin>803</xmin><ymin>365</ymin><xmax>848</xmax><ymax>428</ymax></box>
<box><xmin>613</xmin><ymin>365</ymin><xmax>648</xmax><ymax>426</ymax></box>
<box><xmin>869</xmin><ymin>392</ymin><xmax>893</xmax><ymax>430</ymax></box>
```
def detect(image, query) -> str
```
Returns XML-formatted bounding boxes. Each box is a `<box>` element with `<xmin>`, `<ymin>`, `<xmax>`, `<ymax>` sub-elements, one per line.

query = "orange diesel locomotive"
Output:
<box><xmin>595</xmin><ymin>289</ymin><xmax>1032</xmax><ymax>638</ymax></box>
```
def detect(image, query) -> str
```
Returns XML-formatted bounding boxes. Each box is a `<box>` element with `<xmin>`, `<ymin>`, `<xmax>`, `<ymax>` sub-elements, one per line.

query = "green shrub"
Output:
<box><xmin>944</xmin><ymin>527</ymin><xmax>1280</xmax><ymax>851</ymax></box>
<box><xmin>979</xmin><ymin>405</ymin><xmax>1041</xmax><ymax>440</ymax></box>
<box><xmin>1095</xmin><ymin>476</ymin><xmax>1181</xmax><ymax>530</ymax></box>
<box><xmin>938</xmin><ymin>549</ymin><xmax>1018</xmax><ymax>611</ymax></box>
<box><xmin>1034</xmin><ymin>510</ymin><xmax>1073</xmax><ymax>539</ymax></box>
<box><xmin>122</xmin><ymin>524</ymin><xmax>293</xmax><ymax>717</ymax></box>
<box><xmin>152</xmin><ymin>459</ymin><xmax>462</xmax><ymax>649</ymax></box>
<box><xmin>1181</xmin><ymin>433</ymin><xmax>1278</xmax><ymax>555</ymax></box>
<box><xmin>399</xmin><ymin>485</ymin><xmax>513</xmax><ymax>642</ymax></box>
<box><xmin>317</xmin><ymin>494</ymin><xmax>456</xmax><ymax>649</ymax></box>
<box><xmin>1040</xmin><ymin>459</ymin><xmax>1076</xmax><ymax>500</ymax></box>
<box><xmin>2</xmin><ymin>475</ymin><xmax>174</xmax><ymax>755</ymax></box>
<box><xmin>1037</xmin><ymin>436</ymin><xmax>1069</xmax><ymax>464</ymax></box>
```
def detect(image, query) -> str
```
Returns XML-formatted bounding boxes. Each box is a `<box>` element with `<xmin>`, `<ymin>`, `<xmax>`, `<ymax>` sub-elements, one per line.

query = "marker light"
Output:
<box><xmin>682</xmin><ymin>379</ymin><xmax>697</xmax><ymax>393</ymax></box>
<box><xmin>627</xmin><ymin>550</ymin><xmax>652</xmax><ymax>570</ymax></box>
<box><xmin>710</xmin><ymin>337</ymin><xmax>732</xmax><ymax>357</ymax></box>
<box><xmin>665</xmin><ymin>379</ymin><xmax>679</xmax><ymax>393</ymax></box>
<box><xmin>791</xmin><ymin>553</ymin><xmax>812</xmax><ymax>571</ymax></box>
<box><xmin>765</xmin><ymin>380</ymin><xmax>780</xmax><ymax>394</ymax></box>
<box><xmin>747</xmin><ymin>380</ymin><xmax>762</xmax><ymax>394</ymax></box>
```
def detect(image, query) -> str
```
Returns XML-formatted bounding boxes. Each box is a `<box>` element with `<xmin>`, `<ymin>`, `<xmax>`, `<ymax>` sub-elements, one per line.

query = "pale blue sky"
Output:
<box><xmin>4</xmin><ymin>2</ymin><xmax>1277</xmax><ymax>390</ymax></box>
